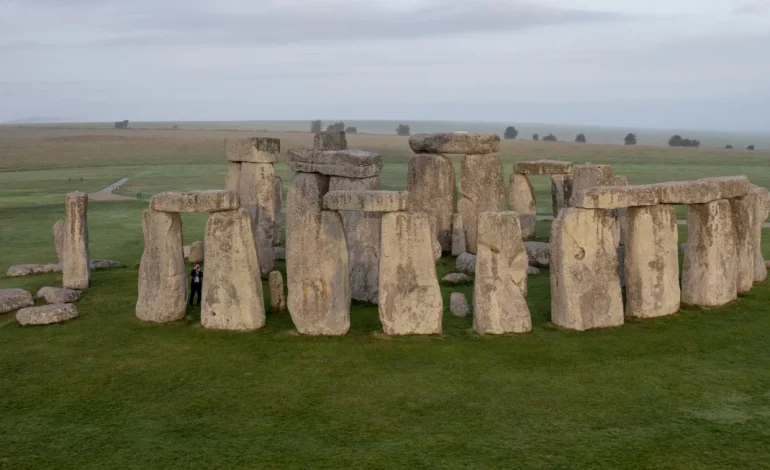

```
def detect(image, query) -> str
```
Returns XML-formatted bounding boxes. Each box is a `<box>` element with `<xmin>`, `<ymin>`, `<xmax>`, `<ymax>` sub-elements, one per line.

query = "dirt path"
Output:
<box><xmin>89</xmin><ymin>177</ymin><xmax>135</xmax><ymax>201</ymax></box>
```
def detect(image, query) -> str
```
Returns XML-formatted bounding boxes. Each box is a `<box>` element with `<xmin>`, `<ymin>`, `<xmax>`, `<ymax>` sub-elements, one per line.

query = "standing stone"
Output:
<box><xmin>451</xmin><ymin>214</ymin><xmax>466</xmax><ymax>256</ymax></box>
<box><xmin>570</xmin><ymin>164</ymin><xmax>615</xmax><ymax>200</ymax></box>
<box><xmin>508</xmin><ymin>174</ymin><xmax>536</xmax><ymax>239</ymax></box>
<box><xmin>624</xmin><ymin>205</ymin><xmax>680</xmax><ymax>318</ymax></box>
<box><xmin>269</xmin><ymin>271</ymin><xmax>286</xmax><ymax>314</ymax></box>
<box><xmin>53</xmin><ymin>219</ymin><xmax>65</xmax><ymax>263</ymax></box>
<box><xmin>136</xmin><ymin>210</ymin><xmax>186</xmax><ymax>323</ymax></box>
<box><xmin>407</xmin><ymin>153</ymin><xmax>456</xmax><ymax>252</ymax></box>
<box><xmin>202</xmin><ymin>209</ymin><xmax>266</xmax><ymax>331</ymax></box>
<box><xmin>613</xmin><ymin>176</ymin><xmax>629</xmax><ymax>246</ymax></box>
<box><xmin>189</xmin><ymin>241</ymin><xmax>204</xmax><ymax>264</ymax></box>
<box><xmin>551</xmin><ymin>174</ymin><xmax>573</xmax><ymax>217</ymax></box>
<box><xmin>379</xmin><ymin>212</ymin><xmax>443</xmax><ymax>335</ymax></box>
<box><xmin>682</xmin><ymin>200</ymin><xmax>738</xmax><ymax>307</ymax></box>
<box><xmin>450</xmin><ymin>293</ymin><xmax>470</xmax><ymax>317</ymax></box>
<box><xmin>752</xmin><ymin>187</ymin><xmax>769</xmax><ymax>283</ymax></box>
<box><xmin>730</xmin><ymin>194</ymin><xmax>758</xmax><ymax>294</ymax></box>
<box><xmin>473</xmin><ymin>212</ymin><xmax>531</xmax><ymax>334</ymax></box>
<box><xmin>273</xmin><ymin>176</ymin><xmax>283</xmax><ymax>246</ymax></box>
<box><xmin>62</xmin><ymin>192</ymin><xmax>90</xmax><ymax>290</ymax></box>
<box><xmin>330</xmin><ymin>176</ymin><xmax>381</xmax><ymax>304</ymax></box>
<box><xmin>432</xmin><ymin>239</ymin><xmax>442</xmax><ymax>261</ymax></box>
<box><xmin>314</xmin><ymin>131</ymin><xmax>348</xmax><ymax>150</ymax></box>
<box><xmin>239</xmin><ymin>162</ymin><xmax>276</xmax><ymax>277</ymax></box>
<box><xmin>225</xmin><ymin>162</ymin><xmax>241</xmax><ymax>193</ymax></box>
<box><xmin>551</xmin><ymin>208</ymin><xmax>623</xmax><ymax>331</ymax></box>
<box><xmin>458</xmin><ymin>154</ymin><xmax>505</xmax><ymax>254</ymax></box>
<box><xmin>287</xmin><ymin>211</ymin><xmax>350</xmax><ymax>336</ymax></box>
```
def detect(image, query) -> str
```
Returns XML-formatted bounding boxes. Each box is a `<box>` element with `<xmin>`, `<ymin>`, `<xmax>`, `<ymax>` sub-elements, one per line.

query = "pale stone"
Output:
<box><xmin>0</xmin><ymin>289</ymin><xmax>34</xmax><ymax>314</ymax></box>
<box><xmin>450</xmin><ymin>293</ymin><xmax>470</xmax><ymax>317</ymax></box>
<box><xmin>527</xmin><ymin>266</ymin><xmax>541</xmax><ymax>275</ymax></box>
<box><xmin>189</xmin><ymin>241</ymin><xmax>204</xmax><ymax>264</ymax></box>
<box><xmin>224</xmin><ymin>162</ymin><xmax>241</xmax><ymax>193</ymax></box>
<box><xmin>456</xmin><ymin>252</ymin><xmax>477</xmax><ymax>274</ymax></box>
<box><xmin>379</xmin><ymin>212</ymin><xmax>443</xmax><ymax>335</ymax></box>
<box><xmin>287</xmin><ymin>211</ymin><xmax>350</xmax><ymax>336</ymax></box>
<box><xmin>508</xmin><ymin>174</ymin><xmax>536</xmax><ymax>239</ymax></box>
<box><xmin>136</xmin><ymin>210</ymin><xmax>187</xmax><ymax>323</ymax></box>
<box><xmin>752</xmin><ymin>186</ymin><xmax>769</xmax><ymax>283</ymax></box>
<box><xmin>225</xmin><ymin>137</ymin><xmax>280</xmax><ymax>163</ymax></box>
<box><xmin>551</xmin><ymin>174</ymin><xmax>573</xmax><ymax>216</ymax></box>
<box><xmin>183</xmin><ymin>245</ymin><xmax>191</xmax><ymax>260</ymax></box>
<box><xmin>407</xmin><ymin>153</ymin><xmax>456</xmax><ymax>252</ymax></box>
<box><xmin>550</xmin><ymin>208</ymin><xmax>623</xmax><ymax>331</ymax></box>
<box><xmin>36</xmin><ymin>287</ymin><xmax>81</xmax><ymax>304</ymax></box>
<box><xmin>682</xmin><ymin>200</ymin><xmax>738</xmax><ymax>307</ymax></box>
<box><xmin>313</xmin><ymin>131</ymin><xmax>348</xmax><ymax>150</ymax></box>
<box><xmin>570</xmin><ymin>164</ymin><xmax>615</xmax><ymax>202</ymax></box>
<box><xmin>473</xmin><ymin>211</ymin><xmax>531</xmax><ymax>334</ymax></box>
<box><xmin>524</xmin><ymin>242</ymin><xmax>550</xmax><ymax>268</ymax></box>
<box><xmin>286</xmin><ymin>172</ymin><xmax>329</xmax><ymax>285</ymax></box>
<box><xmin>269</xmin><ymin>271</ymin><xmax>286</xmax><ymax>314</ymax></box>
<box><xmin>458</xmin><ymin>153</ymin><xmax>505</xmax><ymax>253</ymax></box>
<box><xmin>62</xmin><ymin>192</ymin><xmax>90</xmax><ymax>290</ymax></box>
<box><xmin>239</xmin><ymin>162</ymin><xmax>276</xmax><ymax>277</ymax></box>
<box><xmin>408</xmin><ymin>133</ymin><xmax>500</xmax><ymax>155</ymax></box>
<box><xmin>273</xmin><ymin>176</ymin><xmax>283</xmax><ymax>246</ymax></box>
<box><xmin>150</xmin><ymin>190</ymin><xmax>239</xmax><ymax>213</ymax></box>
<box><xmin>324</xmin><ymin>190</ymin><xmax>408</xmax><ymax>212</ymax></box>
<box><xmin>451</xmin><ymin>214</ymin><xmax>466</xmax><ymax>256</ymax></box>
<box><xmin>571</xmin><ymin>185</ymin><xmax>658</xmax><ymax>209</ymax></box>
<box><xmin>202</xmin><ymin>209</ymin><xmax>266</xmax><ymax>331</ymax></box>
<box><xmin>53</xmin><ymin>219</ymin><xmax>65</xmax><ymax>263</ymax></box>
<box><xmin>16</xmin><ymin>303</ymin><xmax>79</xmax><ymax>325</ymax></box>
<box><xmin>653</xmin><ymin>180</ymin><xmax>720</xmax><ymax>205</ymax></box>
<box><xmin>442</xmin><ymin>273</ymin><xmax>471</xmax><ymax>284</ymax></box>
<box><xmin>700</xmin><ymin>176</ymin><xmax>751</xmax><ymax>200</ymax></box>
<box><xmin>514</xmin><ymin>160</ymin><xmax>573</xmax><ymax>175</ymax></box>
<box><xmin>90</xmin><ymin>260</ymin><xmax>123</xmax><ymax>269</ymax></box>
<box><xmin>729</xmin><ymin>194</ymin><xmax>759</xmax><ymax>293</ymax></box>
<box><xmin>6</xmin><ymin>264</ymin><xmax>62</xmax><ymax>277</ymax></box>
<box><xmin>288</xmin><ymin>148</ymin><xmax>382</xmax><ymax>178</ymax></box>
<box><xmin>433</xmin><ymin>239</ymin><xmax>442</xmax><ymax>261</ymax></box>
<box><xmin>624</xmin><ymin>205</ymin><xmax>680</xmax><ymax>318</ymax></box>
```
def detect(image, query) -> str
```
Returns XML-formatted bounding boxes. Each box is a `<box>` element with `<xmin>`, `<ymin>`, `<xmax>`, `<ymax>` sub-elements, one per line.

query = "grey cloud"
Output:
<box><xmin>732</xmin><ymin>0</ymin><xmax>770</xmax><ymax>14</ymax></box>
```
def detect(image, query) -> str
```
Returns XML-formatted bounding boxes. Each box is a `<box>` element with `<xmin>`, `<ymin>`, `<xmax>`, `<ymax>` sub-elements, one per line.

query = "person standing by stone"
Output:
<box><xmin>189</xmin><ymin>264</ymin><xmax>203</xmax><ymax>306</ymax></box>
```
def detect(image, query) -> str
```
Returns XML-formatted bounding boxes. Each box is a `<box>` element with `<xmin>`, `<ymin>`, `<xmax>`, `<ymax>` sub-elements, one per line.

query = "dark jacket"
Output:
<box><xmin>190</xmin><ymin>269</ymin><xmax>203</xmax><ymax>288</ymax></box>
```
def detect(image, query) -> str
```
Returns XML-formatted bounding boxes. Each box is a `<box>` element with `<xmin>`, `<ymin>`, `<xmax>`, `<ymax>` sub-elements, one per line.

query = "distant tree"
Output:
<box><xmin>725</xmin><ymin>145</ymin><xmax>733</xmax><ymax>150</ymax></box>
<box><xmin>114</xmin><ymin>120</ymin><xmax>129</xmax><ymax>129</ymax></box>
<box><xmin>747</xmin><ymin>145</ymin><xmax>755</xmax><ymax>151</ymax></box>
<box><xmin>624</xmin><ymin>133</ymin><xmax>637</xmax><ymax>145</ymax></box>
<box><xmin>345</xmin><ymin>126</ymin><xmax>358</xmax><ymax>134</ymax></box>
<box><xmin>396</xmin><ymin>124</ymin><xmax>411</xmax><ymax>136</ymax></box>
<box><xmin>311</xmin><ymin>120</ymin><xmax>322</xmax><ymax>133</ymax></box>
<box><xmin>532</xmin><ymin>133</ymin><xmax>539</xmax><ymax>141</ymax></box>
<box><xmin>543</xmin><ymin>133</ymin><xmax>558</xmax><ymax>142</ymax></box>
<box><xmin>327</xmin><ymin>122</ymin><xmax>345</xmax><ymax>132</ymax></box>
<box><xmin>575</xmin><ymin>133</ymin><xmax>586</xmax><ymax>143</ymax></box>
<box><xmin>668</xmin><ymin>135</ymin><xmax>700</xmax><ymax>148</ymax></box>
<box><xmin>503</xmin><ymin>126</ymin><xmax>519</xmax><ymax>140</ymax></box>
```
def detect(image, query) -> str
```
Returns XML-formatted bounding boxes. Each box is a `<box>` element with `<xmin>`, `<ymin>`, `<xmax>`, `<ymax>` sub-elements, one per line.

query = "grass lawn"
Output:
<box><xmin>2</xmin><ymin>127</ymin><xmax>770</xmax><ymax>468</ymax></box>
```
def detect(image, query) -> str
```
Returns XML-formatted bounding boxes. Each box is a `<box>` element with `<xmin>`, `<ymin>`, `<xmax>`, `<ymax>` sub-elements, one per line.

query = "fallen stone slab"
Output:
<box><xmin>442</xmin><ymin>273</ymin><xmax>471</xmax><ymax>284</ymax></box>
<box><xmin>225</xmin><ymin>137</ymin><xmax>280</xmax><ymax>163</ymax></box>
<box><xmin>456</xmin><ymin>252</ymin><xmax>477</xmax><ymax>274</ymax></box>
<box><xmin>269</xmin><ymin>271</ymin><xmax>286</xmax><ymax>314</ymax></box>
<box><xmin>524</xmin><ymin>242</ymin><xmax>550</xmax><ymax>268</ymax></box>
<box><xmin>16</xmin><ymin>303</ymin><xmax>79</xmax><ymax>326</ymax></box>
<box><xmin>451</xmin><ymin>214</ymin><xmax>466</xmax><ymax>256</ymax></box>
<box><xmin>407</xmin><ymin>154</ymin><xmax>456</xmax><ymax>252</ymax></box>
<box><xmin>324</xmin><ymin>190</ymin><xmax>408</xmax><ymax>212</ymax></box>
<box><xmin>288</xmin><ymin>148</ymin><xmax>382</xmax><ymax>179</ymax></box>
<box><xmin>571</xmin><ymin>184</ymin><xmax>659</xmax><ymax>209</ymax></box>
<box><xmin>458</xmin><ymin>153</ymin><xmax>505</xmax><ymax>253</ymax></box>
<box><xmin>150</xmin><ymin>190</ymin><xmax>239</xmax><ymax>213</ymax></box>
<box><xmin>0</xmin><ymin>289</ymin><xmax>34</xmax><ymax>314</ymax></box>
<box><xmin>6</xmin><ymin>264</ymin><xmax>62</xmax><ymax>277</ymax></box>
<box><xmin>514</xmin><ymin>160</ymin><xmax>572</xmax><ymax>175</ymax></box>
<box><xmin>408</xmin><ymin>133</ymin><xmax>500</xmax><ymax>155</ymax></box>
<box><xmin>89</xmin><ymin>260</ymin><xmax>124</xmax><ymax>269</ymax></box>
<box><xmin>509</xmin><ymin>174</ymin><xmax>536</xmax><ymax>239</ymax></box>
<box><xmin>527</xmin><ymin>266</ymin><xmax>541</xmax><ymax>275</ymax></box>
<box><xmin>313</xmin><ymin>131</ymin><xmax>348</xmax><ymax>150</ymax></box>
<box><xmin>36</xmin><ymin>287</ymin><xmax>81</xmax><ymax>304</ymax></box>
<box><xmin>450</xmin><ymin>293</ymin><xmax>470</xmax><ymax>317</ymax></box>
<box><xmin>63</xmin><ymin>191</ymin><xmax>90</xmax><ymax>290</ymax></box>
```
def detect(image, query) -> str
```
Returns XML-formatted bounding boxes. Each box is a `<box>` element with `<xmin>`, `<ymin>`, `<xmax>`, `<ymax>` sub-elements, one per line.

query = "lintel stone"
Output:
<box><xmin>514</xmin><ymin>160</ymin><xmax>572</xmax><ymax>175</ymax></box>
<box><xmin>225</xmin><ymin>137</ymin><xmax>280</xmax><ymax>163</ymax></box>
<box><xmin>323</xmin><ymin>190</ymin><xmax>408</xmax><ymax>212</ymax></box>
<box><xmin>288</xmin><ymin>148</ymin><xmax>382</xmax><ymax>178</ymax></box>
<box><xmin>150</xmin><ymin>190</ymin><xmax>239</xmax><ymax>213</ymax></box>
<box><xmin>408</xmin><ymin>133</ymin><xmax>500</xmax><ymax>155</ymax></box>
<box><xmin>571</xmin><ymin>184</ymin><xmax>658</xmax><ymax>209</ymax></box>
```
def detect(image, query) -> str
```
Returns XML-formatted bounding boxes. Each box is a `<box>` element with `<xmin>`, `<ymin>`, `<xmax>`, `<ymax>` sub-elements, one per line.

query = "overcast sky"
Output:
<box><xmin>1</xmin><ymin>0</ymin><xmax>769</xmax><ymax>131</ymax></box>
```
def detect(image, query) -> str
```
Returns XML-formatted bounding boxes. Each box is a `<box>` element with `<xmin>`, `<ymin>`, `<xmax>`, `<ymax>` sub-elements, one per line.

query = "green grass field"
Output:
<box><xmin>2</xmin><ymin>127</ymin><xmax>770</xmax><ymax>468</ymax></box>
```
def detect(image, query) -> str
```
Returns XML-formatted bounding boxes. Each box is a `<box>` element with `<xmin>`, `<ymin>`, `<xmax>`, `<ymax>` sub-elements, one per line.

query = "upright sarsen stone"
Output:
<box><xmin>551</xmin><ymin>174</ymin><xmax>573</xmax><ymax>217</ymax></box>
<box><xmin>53</xmin><ymin>219</ymin><xmax>65</xmax><ymax>263</ymax></box>
<box><xmin>239</xmin><ymin>162</ymin><xmax>276</xmax><ymax>277</ymax></box>
<box><xmin>273</xmin><ymin>176</ymin><xmax>283</xmax><ymax>246</ymax></box>
<box><xmin>407</xmin><ymin>153</ymin><xmax>456</xmax><ymax>252</ymax></box>
<box><xmin>314</xmin><ymin>131</ymin><xmax>348</xmax><ymax>150</ymax></box>
<box><xmin>451</xmin><ymin>214</ymin><xmax>466</xmax><ymax>256</ymax></box>
<box><xmin>458</xmin><ymin>154</ymin><xmax>505</xmax><ymax>253</ymax></box>
<box><xmin>225</xmin><ymin>162</ymin><xmax>241</xmax><ymax>193</ymax></box>
<box><xmin>508</xmin><ymin>174</ymin><xmax>536</xmax><ymax>239</ymax></box>
<box><xmin>730</xmin><ymin>194</ymin><xmax>759</xmax><ymax>293</ymax></box>
<box><xmin>62</xmin><ymin>192</ymin><xmax>90</xmax><ymax>290</ymax></box>
<box><xmin>752</xmin><ymin>186</ymin><xmax>769</xmax><ymax>282</ymax></box>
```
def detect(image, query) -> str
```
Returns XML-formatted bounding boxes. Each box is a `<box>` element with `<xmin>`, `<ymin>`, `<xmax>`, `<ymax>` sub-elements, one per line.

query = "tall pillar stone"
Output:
<box><xmin>682</xmin><ymin>200</ymin><xmax>738</xmax><ymax>307</ymax></box>
<box><xmin>752</xmin><ymin>186</ymin><xmax>769</xmax><ymax>283</ymax></box>
<box><xmin>406</xmin><ymin>153</ymin><xmax>456</xmax><ymax>252</ymax></box>
<box><xmin>273</xmin><ymin>176</ymin><xmax>283</xmax><ymax>246</ymax></box>
<box><xmin>53</xmin><ymin>219</ymin><xmax>65</xmax><ymax>263</ymax></box>
<box><xmin>508</xmin><ymin>174</ymin><xmax>536</xmax><ymax>239</ymax></box>
<box><xmin>570</xmin><ymin>164</ymin><xmax>615</xmax><ymax>202</ymax></box>
<box><xmin>62</xmin><ymin>192</ymin><xmax>90</xmax><ymax>290</ymax></box>
<box><xmin>239</xmin><ymin>162</ymin><xmax>276</xmax><ymax>278</ymax></box>
<box><xmin>458</xmin><ymin>154</ymin><xmax>505</xmax><ymax>254</ymax></box>
<box><xmin>551</xmin><ymin>174</ymin><xmax>573</xmax><ymax>217</ymax></box>
<box><xmin>729</xmin><ymin>194</ymin><xmax>758</xmax><ymax>293</ymax></box>
<box><xmin>624</xmin><ymin>204</ymin><xmax>680</xmax><ymax>318</ymax></box>
<box><xmin>451</xmin><ymin>214</ymin><xmax>466</xmax><ymax>256</ymax></box>
<box><xmin>225</xmin><ymin>162</ymin><xmax>241</xmax><ymax>193</ymax></box>
<box><xmin>136</xmin><ymin>210</ymin><xmax>186</xmax><ymax>323</ymax></box>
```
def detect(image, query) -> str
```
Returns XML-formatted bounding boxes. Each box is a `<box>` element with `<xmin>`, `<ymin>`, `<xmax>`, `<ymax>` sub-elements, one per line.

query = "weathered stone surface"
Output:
<box><xmin>451</xmin><ymin>214</ymin><xmax>466</xmax><ymax>256</ymax></box>
<box><xmin>275</xmin><ymin>247</ymin><xmax>286</xmax><ymax>260</ymax></box>
<box><xmin>239</xmin><ymin>162</ymin><xmax>276</xmax><ymax>277</ymax></box>
<box><xmin>433</xmin><ymin>239</ymin><xmax>442</xmax><ymax>261</ymax></box>
<box><xmin>324</xmin><ymin>190</ymin><xmax>408</xmax><ymax>212</ymax></box>
<box><xmin>136</xmin><ymin>210</ymin><xmax>187</xmax><ymax>323</ymax></box>
<box><xmin>288</xmin><ymin>148</ymin><xmax>382</xmax><ymax>178</ymax></box>
<box><xmin>508</xmin><ymin>174</ymin><xmax>536</xmax><ymax>239</ymax></box>
<box><xmin>183</xmin><ymin>245</ymin><xmax>191</xmax><ymax>260</ymax></box>
<box><xmin>624</xmin><ymin>205</ymin><xmax>680</xmax><ymax>318</ymax></box>
<box><xmin>286</xmin><ymin>173</ymin><xmax>330</xmax><ymax>253</ymax></box>
<box><xmin>408</xmin><ymin>133</ymin><xmax>500</xmax><ymax>155</ymax></box>
<box><xmin>53</xmin><ymin>219</ymin><xmax>65</xmax><ymax>263</ymax></box>
<box><xmin>269</xmin><ymin>271</ymin><xmax>286</xmax><ymax>314</ymax></box>
<box><xmin>442</xmin><ymin>273</ymin><xmax>471</xmax><ymax>284</ymax></box>
<box><xmin>524</xmin><ymin>242</ymin><xmax>550</xmax><ymax>268</ymax></box>
<box><xmin>752</xmin><ymin>186</ymin><xmax>769</xmax><ymax>283</ymax></box>
<box><xmin>701</xmin><ymin>176</ymin><xmax>752</xmax><ymax>200</ymax></box>
<box><xmin>617</xmin><ymin>245</ymin><xmax>625</xmax><ymax>288</ymax></box>
<box><xmin>514</xmin><ymin>160</ymin><xmax>572</xmax><ymax>175</ymax></box>
<box><xmin>150</xmin><ymin>190</ymin><xmax>239</xmax><ymax>213</ymax></box>
<box><xmin>313</xmin><ymin>131</ymin><xmax>348</xmax><ymax>150</ymax></box>
<box><xmin>62</xmin><ymin>192</ymin><xmax>90</xmax><ymax>290</ymax></box>
<box><xmin>458</xmin><ymin>154</ymin><xmax>505</xmax><ymax>253</ymax></box>
<box><xmin>729</xmin><ymin>194</ymin><xmax>759</xmax><ymax>293</ymax></box>
<box><xmin>16</xmin><ymin>303</ymin><xmax>79</xmax><ymax>325</ymax></box>
<box><xmin>90</xmin><ymin>260</ymin><xmax>123</xmax><ymax>269</ymax></box>
<box><xmin>225</xmin><ymin>137</ymin><xmax>280</xmax><ymax>163</ymax></box>
<box><xmin>273</xmin><ymin>176</ymin><xmax>283</xmax><ymax>246</ymax></box>
<box><xmin>379</xmin><ymin>212</ymin><xmax>442</xmax><ymax>335</ymax></box>
<box><xmin>456</xmin><ymin>252</ymin><xmax>477</xmax><ymax>274</ymax></box>
<box><xmin>202</xmin><ymin>209</ymin><xmax>266</xmax><ymax>331</ymax></box>
<box><xmin>287</xmin><ymin>211</ymin><xmax>350</xmax><ymax>335</ymax></box>
<box><xmin>450</xmin><ymin>293</ymin><xmax>470</xmax><ymax>317</ymax></box>
<box><xmin>189</xmin><ymin>241</ymin><xmax>204</xmax><ymax>264</ymax></box>
<box><xmin>570</xmin><ymin>164</ymin><xmax>615</xmax><ymax>202</ymax></box>
<box><xmin>407</xmin><ymin>154</ymin><xmax>456</xmax><ymax>252</ymax></box>
<box><xmin>6</xmin><ymin>264</ymin><xmax>62</xmax><ymax>277</ymax></box>
<box><xmin>650</xmin><ymin>176</ymin><xmax>750</xmax><ymax>206</ymax></box>
<box><xmin>551</xmin><ymin>174</ymin><xmax>573</xmax><ymax>216</ymax></box>
<box><xmin>0</xmin><ymin>289</ymin><xmax>33</xmax><ymax>314</ymax></box>
<box><xmin>329</xmin><ymin>176</ymin><xmax>381</xmax><ymax>304</ymax></box>
<box><xmin>224</xmin><ymin>162</ymin><xmax>241</xmax><ymax>193</ymax></box>
<box><xmin>473</xmin><ymin>212</ymin><xmax>531</xmax><ymax>334</ymax></box>
<box><xmin>550</xmin><ymin>208</ymin><xmax>623</xmax><ymax>331</ymax></box>
<box><xmin>613</xmin><ymin>176</ymin><xmax>629</xmax><ymax>246</ymax></box>
<box><xmin>36</xmin><ymin>287</ymin><xmax>81</xmax><ymax>304</ymax></box>
<box><xmin>682</xmin><ymin>200</ymin><xmax>738</xmax><ymax>307</ymax></box>
<box><xmin>527</xmin><ymin>266</ymin><xmax>541</xmax><ymax>275</ymax></box>
<box><xmin>571</xmin><ymin>185</ymin><xmax>658</xmax><ymax>209</ymax></box>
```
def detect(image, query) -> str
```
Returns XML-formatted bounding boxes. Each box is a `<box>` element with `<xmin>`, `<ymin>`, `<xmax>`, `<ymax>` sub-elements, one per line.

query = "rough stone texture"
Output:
<box><xmin>456</xmin><ymin>252</ymin><xmax>477</xmax><ymax>274</ymax></box>
<box><xmin>617</xmin><ymin>245</ymin><xmax>626</xmax><ymax>288</ymax></box>
<box><xmin>408</xmin><ymin>133</ymin><xmax>500</xmax><ymax>155</ymax></box>
<box><xmin>407</xmin><ymin>154</ymin><xmax>456</xmax><ymax>252</ymax></box>
<box><xmin>225</xmin><ymin>137</ymin><xmax>280</xmax><ymax>163</ymax></box>
<box><xmin>524</xmin><ymin>242</ymin><xmax>550</xmax><ymax>268</ymax></box>
<box><xmin>269</xmin><ymin>271</ymin><xmax>286</xmax><ymax>314</ymax></box>
<box><xmin>16</xmin><ymin>303</ymin><xmax>79</xmax><ymax>325</ymax></box>
<box><xmin>183</xmin><ymin>245</ymin><xmax>191</xmax><ymax>260</ymax></box>
<box><xmin>36</xmin><ymin>287</ymin><xmax>81</xmax><ymax>304</ymax></box>
<box><xmin>451</xmin><ymin>214</ymin><xmax>466</xmax><ymax>256</ymax></box>
<box><xmin>514</xmin><ymin>160</ymin><xmax>573</xmax><ymax>175</ymax></box>
<box><xmin>701</xmin><ymin>176</ymin><xmax>752</xmax><ymax>199</ymax></box>
<box><xmin>624</xmin><ymin>205</ymin><xmax>680</xmax><ymax>318</ymax></box>
<box><xmin>287</xmin><ymin>211</ymin><xmax>350</xmax><ymax>336</ymax></box>
<box><xmin>458</xmin><ymin>153</ymin><xmax>505</xmax><ymax>253</ymax></box>
<box><xmin>239</xmin><ymin>162</ymin><xmax>276</xmax><ymax>277</ymax></box>
<box><xmin>433</xmin><ymin>239</ymin><xmax>442</xmax><ymax>261</ymax></box>
<box><xmin>63</xmin><ymin>192</ymin><xmax>90</xmax><ymax>290</ymax></box>
<box><xmin>202</xmin><ymin>209</ymin><xmax>266</xmax><ymax>331</ymax></box>
<box><xmin>273</xmin><ymin>176</ymin><xmax>283</xmax><ymax>246</ymax></box>
<box><xmin>90</xmin><ymin>260</ymin><xmax>123</xmax><ymax>269</ymax></box>
<box><xmin>275</xmin><ymin>247</ymin><xmax>286</xmax><ymax>260</ymax></box>
<box><xmin>450</xmin><ymin>293</ymin><xmax>470</xmax><ymax>317</ymax></box>
<box><xmin>313</xmin><ymin>131</ymin><xmax>348</xmax><ymax>150</ymax></box>
<box><xmin>550</xmin><ymin>208</ymin><xmax>623</xmax><ymax>331</ymax></box>
<box><xmin>329</xmin><ymin>176</ymin><xmax>381</xmax><ymax>304</ymax></box>
<box><xmin>571</xmin><ymin>185</ymin><xmax>658</xmax><ymax>209</ymax></box>
<box><xmin>752</xmin><ymin>186</ymin><xmax>770</xmax><ymax>282</ymax></box>
<box><xmin>286</xmin><ymin>172</ymin><xmax>329</xmax><ymax>251</ymax></box>
<box><xmin>653</xmin><ymin>180</ymin><xmax>720</xmax><ymax>205</ymax></box>
<box><xmin>729</xmin><ymin>194</ymin><xmax>759</xmax><ymax>293</ymax></box>
<box><xmin>188</xmin><ymin>241</ymin><xmax>204</xmax><ymax>264</ymax></box>
<box><xmin>6</xmin><ymin>264</ymin><xmax>62</xmax><ymax>277</ymax></box>
<box><xmin>379</xmin><ymin>212</ymin><xmax>443</xmax><ymax>335</ymax></box>
<box><xmin>288</xmin><ymin>148</ymin><xmax>382</xmax><ymax>178</ymax></box>
<box><xmin>150</xmin><ymin>190</ymin><xmax>239</xmax><ymax>213</ymax></box>
<box><xmin>53</xmin><ymin>219</ymin><xmax>65</xmax><ymax>263</ymax></box>
<box><xmin>570</xmin><ymin>164</ymin><xmax>615</xmax><ymax>203</ymax></box>
<box><xmin>679</xmin><ymin>243</ymin><xmax>687</xmax><ymax>254</ymax></box>
<box><xmin>682</xmin><ymin>200</ymin><xmax>738</xmax><ymax>307</ymax></box>
<box><xmin>508</xmin><ymin>174</ymin><xmax>537</xmax><ymax>239</ymax></box>
<box><xmin>324</xmin><ymin>190</ymin><xmax>408</xmax><ymax>212</ymax></box>
<box><xmin>442</xmin><ymin>273</ymin><xmax>471</xmax><ymax>284</ymax></box>
<box><xmin>551</xmin><ymin>174</ymin><xmax>573</xmax><ymax>217</ymax></box>
<box><xmin>224</xmin><ymin>162</ymin><xmax>241</xmax><ymax>193</ymax></box>
<box><xmin>473</xmin><ymin>212</ymin><xmax>531</xmax><ymax>334</ymax></box>
<box><xmin>136</xmin><ymin>210</ymin><xmax>187</xmax><ymax>323</ymax></box>
<box><xmin>527</xmin><ymin>266</ymin><xmax>541</xmax><ymax>275</ymax></box>
<box><xmin>0</xmin><ymin>289</ymin><xmax>34</xmax><ymax>314</ymax></box>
